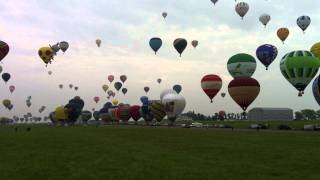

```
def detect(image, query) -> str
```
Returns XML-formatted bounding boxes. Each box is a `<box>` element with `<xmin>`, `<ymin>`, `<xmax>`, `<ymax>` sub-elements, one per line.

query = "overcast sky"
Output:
<box><xmin>0</xmin><ymin>0</ymin><xmax>320</xmax><ymax>117</ymax></box>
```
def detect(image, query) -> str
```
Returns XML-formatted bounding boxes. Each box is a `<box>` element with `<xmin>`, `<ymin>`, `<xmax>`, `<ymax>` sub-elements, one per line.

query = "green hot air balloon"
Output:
<box><xmin>173</xmin><ymin>38</ymin><xmax>187</xmax><ymax>57</ymax></box>
<box><xmin>227</xmin><ymin>53</ymin><xmax>257</xmax><ymax>78</ymax></box>
<box><xmin>280</xmin><ymin>50</ymin><xmax>320</xmax><ymax>96</ymax></box>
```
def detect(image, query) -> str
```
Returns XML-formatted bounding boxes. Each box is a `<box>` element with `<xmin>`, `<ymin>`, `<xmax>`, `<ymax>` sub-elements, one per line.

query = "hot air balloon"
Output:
<box><xmin>59</xmin><ymin>84</ymin><xmax>63</xmax><ymax>89</ymax></box>
<box><xmin>280</xmin><ymin>50</ymin><xmax>320</xmax><ymax>96</ymax></box>
<box><xmin>120</xmin><ymin>75</ymin><xmax>127</xmax><ymax>83</ymax></box>
<box><xmin>2</xmin><ymin>73</ymin><xmax>10</xmax><ymax>83</ymax></box>
<box><xmin>221</xmin><ymin>92</ymin><xmax>226</xmax><ymax>98</ymax></box>
<box><xmin>55</xmin><ymin>106</ymin><xmax>67</xmax><ymax>121</ymax></box>
<box><xmin>93</xmin><ymin>111</ymin><xmax>100</xmax><ymax>121</ymax></box>
<box><xmin>162</xmin><ymin>94</ymin><xmax>186</xmax><ymax>124</ymax></box>
<box><xmin>129</xmin><ymin>105</ymin><xmax>141</xmax><ymax>122</ymax></box>
<box><xmin>157</xmin><ymin>78</ymin><xmax>162</xmax><ymax>84</ymax></box>
<box><xmin>102</xmin><ymin>84</ymin><xmax>109</xmax><ymax>92</ymax></box>
<box><xmin>173</xmin><ymin>84</ymin><xmax>182</xmax><ymax>94</ymax></box>
<box><xmin>38</xmin><ymin>47</ymin><xmax>53</xmax><ymax>65</ymax></box>
<box><xmin>39</xmin><ymin>106</ymin><xmax>46</xmax><ymax>113</ymax></box>
<box><xmin>162</xmin><ymin>12</ymin><xmax>167</xmax><ymax>19</ymax></box>
<box><xmin>112</xmin><ymin>99</ymin><xmax>119</xmax><ymax>106</ymax></box>
<box><xmin>108</xmin><ymin>75</ymin><xmax>114</xmax><ymax>83</ymax></box>
<box><xmin>228</xmin><ymin>77</ymin><xmax>260</xmax><ymax>112</ymax></box>
<box><xmin>74</xmin><ymin>86</ymin><xmax>79</xmax><ymax>91</ymax></box>
<box><xmin>149</xmin><ymin>37</ymin><xmax>162</xmax><ymax>55</ymax></box>
<box><xmin>173</xmin><ymin>38</ymin><xmax>187</xmax><ymax>57</ymax></box>
<box><xmin>59</xmin><ymin>41</ymin><xmax>69</xmax><ymax>53</ymax></box>
<box><xmin>96</xmin><ymin>39</ymin><xmax>102</xmax><ymax>47</ymax></box>
<box><xmin>259</xmin><ymin>14</ymin><xmax>271</xmax><ymax>27</ymax></box>
<box><xmin>26</xmin><ymin>100</ymin><xmax>31</xmax><ymax>108</ymax></box>
<box><xmin>297</xmin><ymin>15</ymin><xmax>311</xmax><ymax>33</ymax></box>
<box><xmin>311</xmin><ymin>42</ymin><xmax>320</xmax><ymax>59</ymax></box>
<box><xmin>2</xmin><ymin>99</ymin><xmax>11</xmax><ymax>109</ymax></box>
<box><xmin>160</xmin><ymin>89</ymin><xmax>177</xmax><ymax>101</ymax></box>
<box><xmin>150</xmin><ymin>100</ymin><xmax>166</xmax><ymax>122</ymax></box>
<box><xmin>277</xmin><ymin>28</ymin><xmax>289</xmax><ymax>43</ymax></box>
<box><xmin>191</xmin><ymin>40</ymin><xmax>198</xmax><ymax>48</ymax></box>
<box><xmin>256</xmin><ymin>44</ymin><xmax>278</xmax><ymax>70</ymax></box>
<box><xmin>69</xmin><ymin>84</ymin><xmax>73</xmax><ymax>89</ymax></box>
<box><xmin>114</xmin><ymin>82</ymin><xmax>122</xmax><ymax>91</ymax></box>
<box><xmin>107</xmin><ymin>90</ymin><xmax>114</xmax><ymax>97</ymax></box>
<box><xmin>81</xmin><ymin>111</ymin><xmax>92</xmax><ymax>123</ymax></box>
<box><xmin>0</xmin><ymin>41</ymin><xmax>9</xmax><ymax>62</ymax></box>
<box><xmin>122</xmin><ymin>88</ymin><xmax>128</xmax><ymax>95</ymax></box>
<box><xmin>9</xmin><ymin>85</ymin><xmax>15</xmax><ymax>93</ymax></box>
<box><xmin>94</xmin><ymin>96</ymin><xmax>100</xmax><ymax>104</ymax></box>
<box><xmin>235</xmin><ymin>2</ymin><xmax>249</xmax><ymax>19</ymax></box>
<box><xmin>312</xmin><ymin>75</ymin><xmax>320</xmax><ymax>106</ymax></box>
<box><xmin>201</xmin><ymin>74</ymin><xmax>222</xmax><ymax>103</ymax></box>
<box><xmin>211</xmin><ymin>0</ymin><xmax>218</xmax><ymax>5</ymax></box>
<box><xmin>140</xmin><ymin>96</ymin><xmax>149</xmax><ymax>105</ymax></box>
<box><xmin>227</xmin><ymin>53</ymin><xmax>257</xmax><ymax>78</ymax></box>
<box><xmin>48</xmin><ymin>71</ymin><xmax>52</xmax><ymax>75</ymax></box>
<box><xmin>0</xmin><ymin>65</ymin><xmax>2</xmax><ymax>74</ymax></box>
<box><xmin>49</xmin><ymin>43</ymin><xmax>60</xmax><ymax>56</ymax></box>
<box><xmin>144</xmin><ymin>87</ymin><xmax>150</xmax><ymax>93</ymax></box>
<box><xmin>117</xmin><ymin>104</ymin><xmax>131</xmax><ymax>123</ymax></box>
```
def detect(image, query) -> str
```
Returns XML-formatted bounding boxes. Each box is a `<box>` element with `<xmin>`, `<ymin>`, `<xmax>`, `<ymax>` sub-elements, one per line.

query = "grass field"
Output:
<box><xmin>0</xmin><ymin>125</ymin><xmax>320</xmax><ymax>180</ymax></box>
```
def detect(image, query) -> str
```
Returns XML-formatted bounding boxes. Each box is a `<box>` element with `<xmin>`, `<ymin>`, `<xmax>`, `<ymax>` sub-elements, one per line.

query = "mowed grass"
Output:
<box><xmin>0</xmin><ymin>126</ymin><xmax>320</xmax><ymax>180</ymax></box>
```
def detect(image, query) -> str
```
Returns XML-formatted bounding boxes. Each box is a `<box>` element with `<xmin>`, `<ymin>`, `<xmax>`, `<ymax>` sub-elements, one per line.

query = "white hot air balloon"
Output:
<box><xmin>162</xmin><ymin>93</ymin><xmax>186</xmax><ymax>124</ymax></box>
<box><xmin>297</xmin><ymin>15</ymin><xmax>311</xmax><ymax>33</ymax></box>
<box><xmin>259</xmin><ymin>14</ymin><xmax>271</xmax><ymax>27</ymax></box>
<box><xmin>235</xmin><ymin>2</ymin><xmax>249</xmax><ymax>20</ymax></box>
<box><xmin>160</xmin><ymin>89</ymin><xmax>177</xmax><ymax>101</ymax></box>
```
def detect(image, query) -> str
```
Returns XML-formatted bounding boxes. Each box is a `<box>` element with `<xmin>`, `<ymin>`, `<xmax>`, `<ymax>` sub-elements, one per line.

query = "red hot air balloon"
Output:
<box><xmin>117</xmin><ymin>104</ymin><xmax>131</xmax><ymax>123</ymax></box>
<box><xmin>201</xmin><ymin>74</ymin><xmax>222</xmax><ymax>103</ymax></box>
<box><xmin>129</xmin><ymin>105</ymin><xmax>141</xmax><ymax>122</ymax></box>
<box><xmin>0</xmin><ymin>41</ymin><xmax>9</xmax><ymax>63</ymax></box>
<box><xmin>94</xmin><ymin>96</ymin><xmax>100</xmax><ymax>104</ymax></box>
<box><xmin>228</xmin><ymin>77</ymin><xmax>260</xmax><ymax>112</ymax></box>
<box><xmin>108</xmin><ymin>75</ymin><xmax>114</xmax><ymax>83</ymax></box>
<box><xmin>9</xmin><ymin>85</ymin><xmax>15</xmax><ymax>93</ymax></box>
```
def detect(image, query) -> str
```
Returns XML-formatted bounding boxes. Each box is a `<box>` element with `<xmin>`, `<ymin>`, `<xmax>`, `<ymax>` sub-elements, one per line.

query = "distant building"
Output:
<box><xmin>248</xmin><ymin>107</ymin><xmax>293</xmax><ymax>121</ymax></box>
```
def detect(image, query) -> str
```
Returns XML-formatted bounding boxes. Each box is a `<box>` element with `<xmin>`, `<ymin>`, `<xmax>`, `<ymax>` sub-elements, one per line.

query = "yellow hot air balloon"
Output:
<box><xmin>112</xmin><ymin>99</ymin><xmax>119</xmax><ymax>106</ymax></box>
<box><xmin>311</xmin><ymin>42</ymin><xmax>320</xmax><ymax>59</ymax></box>
<box><xmin>2</xmin><ymin>99</ymin><xmax>11</xmax><ymax>108</ymax></box>
<box><xmin>38</xmin><ymin>47</ymin><xmax>54</xmax><ymax>65</ymax></box>
<box><xmin>277</xmin><ymin>28</ymin><xmax>289</xmax><ymax>43</ymax></box>
<box><xmin>102</xmin><ymin>84</ymin><xmax>109</xmax><ymax>92</ymax></box>
<box><xmin>55</xmin><ymin>106</ymin><xmax>67</xmax><ymax>121</ymax></box>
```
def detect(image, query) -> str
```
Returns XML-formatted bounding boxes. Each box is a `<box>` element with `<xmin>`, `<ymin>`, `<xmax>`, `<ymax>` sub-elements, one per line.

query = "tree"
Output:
<box><xmin>295</xmin><ymin>111</ymin><xmax>304</xmax><ymax>120</ymax></box>
<box><xmin>301</xmin><ymin>109</ymin><xmax>317</xmax><ymax>120</ymax></box>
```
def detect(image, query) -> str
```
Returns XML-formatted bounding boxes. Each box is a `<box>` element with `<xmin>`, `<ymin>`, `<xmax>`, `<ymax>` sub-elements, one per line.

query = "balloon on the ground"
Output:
<box><xmin>173</xmin><ymin>84</ymin><xmax>182</xmax><ymax>94</ymax></box>
<box><xmin>201</xmin><ymin>74</ymin><xmax>222</xmax><ymax>103</ymax></box>
<box><xmin>150</xmin><ymin>100</ymin><xmax>166</xmax><ymax>122</ymax></box>
<box><xmin>280</xmin><ymin>50</ymin><xmax>320</xmax><ymax>96</ymax></box>
<box><xmin>129</xmin><ymin>105</ymin><xmax>141</xmax><ymax>121</ymax></box>
<box><xmin>259</xmin><ymin>14</ymin><xmax>271</xmax><ymax>27</ymax></box>
<box><xmin>227</xmin><ymin>53</ymin><xmax>257</xmax><ymax>78</ymax></box>
<box><xmin>81</xmin><ymin>110</ymin><xmax>92</xmax><ymax>123</ymax></box>
<box><xmin>277</xmin><ymin>28</ymin><xmax>289</xmax><ymax>43</ymax></box>
<box><xmin>140</xmin><ymin>96</ymin><xmax>149</xmax><ymax>105</ymax></box>
<box><xmin>93</xmin><ymin>111</ymin><xmax>100</xmax><ymax>121</ymax></box>
<box><xmin>256</xmin><ymin>44</ymin><xmax>278</xmax><ymax>70</ymax></box>
<box><xmin>149</xmin><ymin>37</ymin><xmax>162</xmax><ymax>55</ymax></box>
<box><xmin>235</xmin><ymin>2</ymin><xmax>249</xmax><ymax>19</ymax></box>
<box><xmin>0</xmin><ymin>41</ymin><xmax>9</xmax><ymax>62</ymax></box>
<box><xmin>162</xmin><ymin>93</ymin><xmax>186</xmax><ymax>123</ymax></box>
<box><xmin>173</xmin><ymin>38</ymin><xmax>187</xmax><ymax>57</ymax></box>
<box><xmin>160</xmin><ymin>89</ymin><xmax>177</xmax><ymax>101</ymax></box>
<box><xmin>55</xmin><ymin>106</ymin><xmax>67</xmax><ymax>121</ymax></box>
<box><xmin>297</xmin><ymin>15</ymin><xmax>311</xmax><ymax>33</ymax></box>
<box><xmin>228</xmin><ymin>77</ymin><xmax>260</xmax><ymax>112</ymax></box>
<box><xmin>117</xmin><ymin>104</ymin><xmax>131</xmax><ymax>122</ymax></box>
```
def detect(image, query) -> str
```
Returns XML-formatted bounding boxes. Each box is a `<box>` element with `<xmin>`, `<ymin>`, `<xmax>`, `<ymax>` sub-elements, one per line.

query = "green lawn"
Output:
<box><xmin>0</xmin><ymin>126</ymin><xmax>319</xmax><ymax>180</ymax></box>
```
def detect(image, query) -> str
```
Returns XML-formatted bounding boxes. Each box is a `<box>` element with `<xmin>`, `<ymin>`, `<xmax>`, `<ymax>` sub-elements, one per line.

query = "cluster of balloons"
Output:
<box><xmin>149</xmin><ymin>37</ymin><xmax>198</xmax><ymax>56</ymax></box>
<box><xmin>38</xmin><ymin>41</ymin><xmax>69</xmax><ymax>66</ymax></box>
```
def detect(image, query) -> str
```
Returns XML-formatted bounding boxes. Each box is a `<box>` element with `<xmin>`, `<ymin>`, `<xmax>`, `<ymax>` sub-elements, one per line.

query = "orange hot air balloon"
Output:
<box><xmin>228</xmin><ymin>77</ymin><xmax>260</xmax><ymax>112</ymax></box>
<box><xmin>277</xmin><ymin>28</ymin><xmax>289</xmax><ymax>43</ymax></box>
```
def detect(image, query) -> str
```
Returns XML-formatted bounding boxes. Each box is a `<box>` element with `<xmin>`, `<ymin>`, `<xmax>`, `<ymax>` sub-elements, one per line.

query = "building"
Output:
<box><xmin>248</xmin><ymin>107</ymin><xmax>293</xmax><ymax>121</ymax></box>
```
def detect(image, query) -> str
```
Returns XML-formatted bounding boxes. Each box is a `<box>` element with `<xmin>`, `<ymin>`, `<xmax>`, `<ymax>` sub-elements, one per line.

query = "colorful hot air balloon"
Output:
<box><xmin>256</xmin><ymin>44</ymin><xmax>278</xmax><ymax>70</ymax></box>
<box><xmin>122</xmin><ymin>88</ymin><xmax>128</xmax><ymax>95</ymax></box>
<box><xmin>144</xmin><ymin>87</ymin><xmax>150</xmax><ymax>93</ymax></box>
<box><xmin>162</xmin><ymin>12</ymin><xmax>168</xmax><ymax>19</ymax></box>
<box><xmin>129</xmin><ymin>105</ymin><xmax>141</xmax><ymax>122</ymax></box>
<box><xmin>2</xmin><ymin>73</ymin><xmax>10</xmax><ymax>83</ymax></box>
<box><xmin>277</xmin><ymin>28</ymin><xmax>289</xmax><ymax>43</ymax></box>
<box><xmin>201</xmin><ymin>74</ymin><xmax>222</xmax><ymax>103</ymax></box>
<box><xmin>38</xmin><ymin>47</ymin><xmax>53</xmax><ymax>65</ymax></box>
<box><xmin>312</xmin><ymin>75</ymin><xmax>320</xmax><ymax>106</ymax></box>
<box><xmin>173</xmin><ymin>38</ymin><xmax>187</xmax><ymax>57</ymax></box>
<box><xmin>0</xmin><ymin>41</ymin><xmax>9</xmax><ymax>63</ymax></box>
<box><xmin>149</xmin><ymin>37</ymin><xmax>162</xmax><ymax>55</ymax></box>
<box><xmin>96</xmin><ymin>39</ymin><xmax>102</xmax><ymax>47</ymax></box>
<box><xmin>173</xmin><ymin>84</ymin><xmax>182</xmax><ymax>94</ymax></box>
<box><xmin>108</xmin><ymin>75</ymin><xmax>114</xmax><ymax>83</ymax></box>
<box><xmin>94</xmin><ymin>96</ymin><xmax>100</xmax><ymax>104</ymax></box>
<box><xmin>114</xmin><ymin>82</ymin><xmax>122</xmax><ymax>91</ymax></box>
<box><xmin>259</xmin><ymin>14</ymin><xmax>271</xmax><ymax>27</ymax></box>
<box><xmin>59</xmin><ymin>41</ymin><xmax>69</xmax><ymax>53</ymax></box>
<box><xmin>157</xmin><ymin>78</ymin><xmax>162</xmax><ymax>84</ymax></box>
<box><xmin>311</xmin><ymin>42</ymin><xmax>320</xmax><ymax>59</ymax></box>
<box><xmin>112</xmin><ymin>99</ymin><xmax>119</xmax><ymax>106</ymax></box>
<box><xmin>227</xmin><ymin>53</ymin><xmax>257</xmax><ymax>78</ymax></box>
<box><xmin>102</xmin><ymin>84</ymin><xmax>109</xmax><ymax>92</ymax></box>
<box><xmin>280</xmin><ymin>50</ymin><xmax>320</xmax><ymax>96</ymax></box>
<box><xmin>9</xmin><ymin>85</ymin><xmax>15</xmax><ymax>93</ymax></box>
<box><xmin>117</xmin><ymin>104</ymin><xmax>131</xmax><ymax>122</ymax></box>
<box><xmin>2</xmin><ymin>99</ymin><xmax>11</xmax><ymax>109</ymax></box>
<box><xmin>150</xmin><ymin>100</ymin><xmax>166</xmax><ymax>122</ymax></box>
<box><xmin>297</xmin><ymin>15</ymin><xmax>311</xmax><ymax>33</ymax></box>
<box><xmin>140</xmin><ymin>96</ymin><xmax>149</xmax><ymax>105</ymax></box>
<box><xmin>120</xmin><ymin>75</ymin><xmax>127</xmax><ymax>83</ymax></box>
<box><xmin>211</xmin><ymin>0</ymin><xmax>218</xmax><ymax>5</ymax></box>
<box><xmin>228</xmin><ymin>77</ymin><xmax>260</xmax><ymax>112</ymax></box>
<box><xmin>191</xmin><ymin>40</ymin><xmax>198</xmax><ymax>48</ymax></box>
<box><xmin>235</xmin><ymin>2</ymin><xmax>249</xmax><ymax>19</ymax></box>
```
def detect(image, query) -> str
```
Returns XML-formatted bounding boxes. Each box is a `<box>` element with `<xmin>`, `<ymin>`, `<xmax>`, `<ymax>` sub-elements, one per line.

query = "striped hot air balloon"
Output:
<box><xmin>228</xmin><ymin>77</ymin><xmax>260</xmax><ymax>112</ymax></box>
<box><xmin>117</xmin><ymin>104</ymin><xmax>131</xmax><ymax>123</ymax></box>
<box><xmin>201</xmin><ymin>74</ymin><xmax>222</xmax><ymax>103</ymax></box>
<box><xmin>150</xmin><ymin>100</ymin><xmax>166</xmax><ymax>122</ymax></box>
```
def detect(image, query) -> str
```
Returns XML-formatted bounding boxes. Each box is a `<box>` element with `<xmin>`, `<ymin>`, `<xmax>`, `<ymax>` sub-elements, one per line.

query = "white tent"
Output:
<box><xmin>248</xmin><ymin>107</ymin><xmax>293</xmax><ymax>121</ymax></box>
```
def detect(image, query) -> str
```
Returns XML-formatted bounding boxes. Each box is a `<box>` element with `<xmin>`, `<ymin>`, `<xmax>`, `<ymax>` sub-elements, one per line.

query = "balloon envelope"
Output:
<box><xmin>173</xmin><ymin>84</ymin><xmax>182</xmax><ymax>94</ymax></box>
<box><xmin>0</xmin><ymin>41</ymin><xmax>9</xmax><ymax>62</ymax></box>
<box><xmin>201</xmin><ymin>74</ymin><xmax>222</xmax><ymax>103</ymax></box>
<box><xmin>149</xmin><ymin>37</ymin><xmax>162</xmax><ymax>55</ymax></box>
<box><xmin>2</xmin><ymin>73</ymin><xmax>10</xmax><ymax>83</ymax></box>
<box><xmin>173</xmin><ymin>38</ymin><xmax>187</xmax><ymax>57</ymax></box>
<box><xmin>227</xmin><ymin>53</ymin><xmax>257</xmax><ymax>78</ymax></box>
<box><xmin>256</xmin><ymin>44</ymin><xmax>278</xmax><ymax>70</ymax></box>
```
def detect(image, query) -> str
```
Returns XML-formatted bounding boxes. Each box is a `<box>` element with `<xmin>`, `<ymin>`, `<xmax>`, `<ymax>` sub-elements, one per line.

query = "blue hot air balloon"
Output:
<box><xmin>256</xmin><ymin>44</ymin><xmax>278</xmax><ymax>70</ymax></box>
<box><xmin>149</xmin><ymin>37</ymin><xmax>162</xmax><ymax>55</ymax></box>
<box><xmin>140</xmin><ymin>96</ymin><xmax>149</xmax><ymax>105</ymax></box>
<box><xmin>173</xmin><ymin>84</ymin><xmax>182</xmax><ymax>94</ymax></box>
